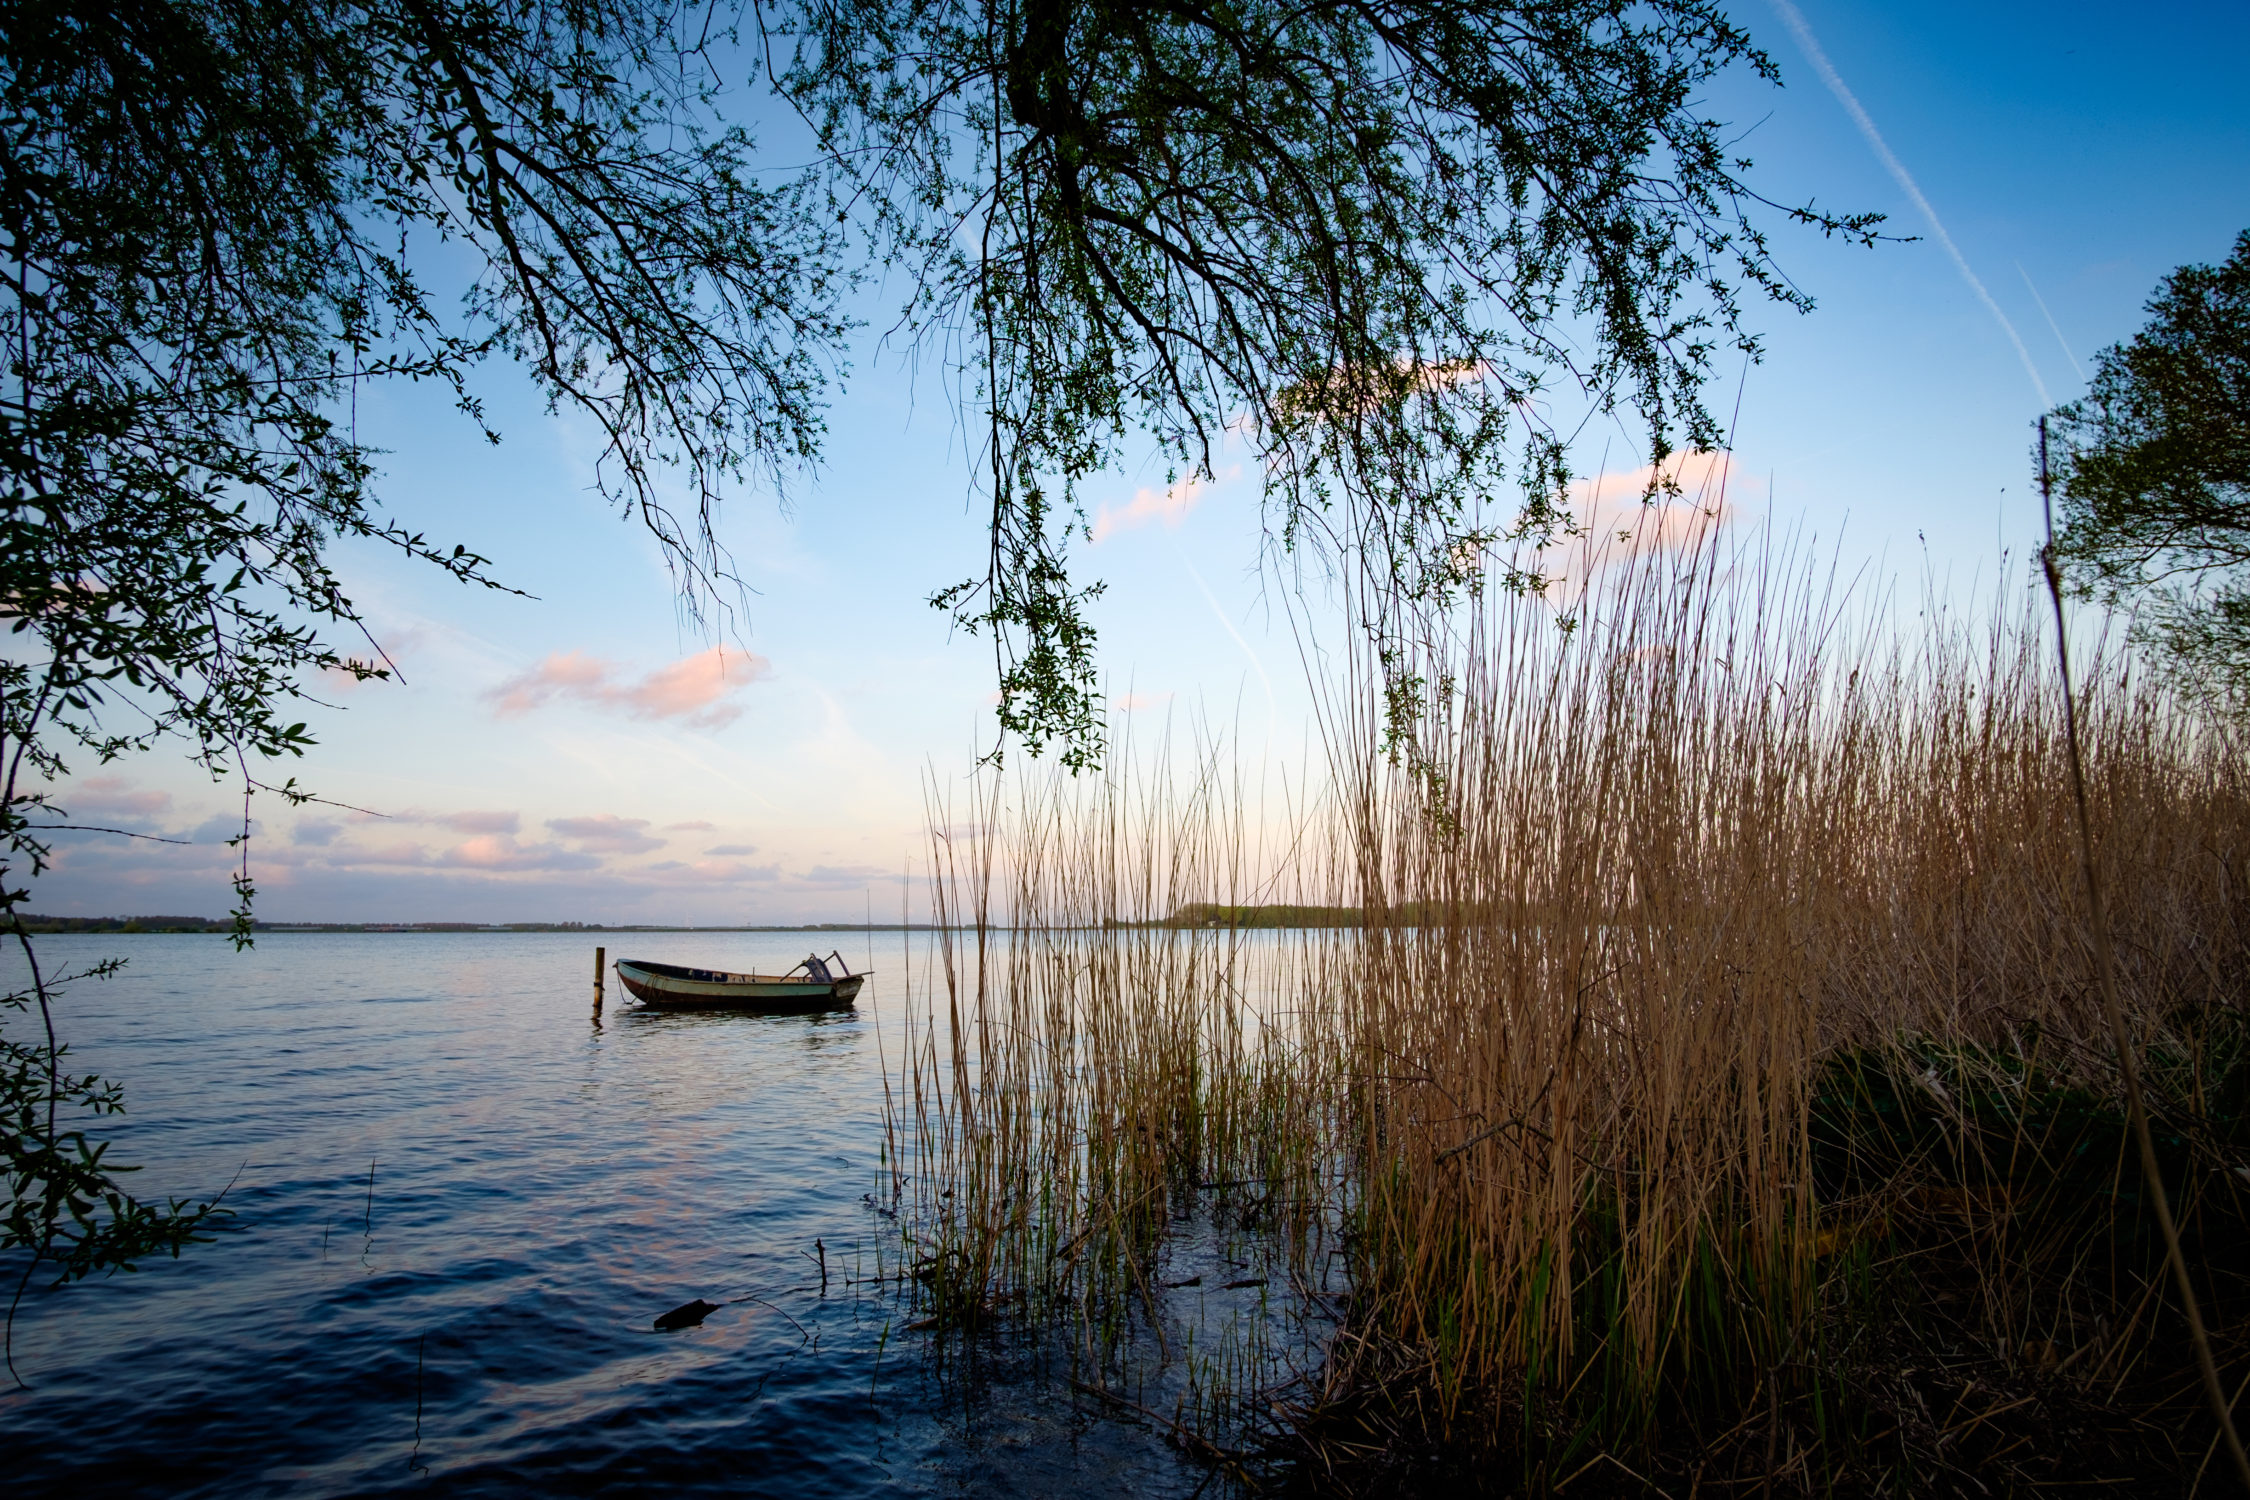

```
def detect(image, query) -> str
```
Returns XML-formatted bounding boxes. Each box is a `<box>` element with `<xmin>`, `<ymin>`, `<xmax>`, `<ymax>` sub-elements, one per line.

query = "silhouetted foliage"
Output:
<box><xmin>768</xmin><ymin>0</ymin><xmax>1880</xmax><ymax>765</ymax></box>
<box><xmin>1</xmin><ymin>0</ymin><xmax>844</xmax><ymax>1342</ymax></box>
<box><xmin>2048</xmin><ymin>230</ymin><xmax>2250</xmax><ymax>700</ymax></box>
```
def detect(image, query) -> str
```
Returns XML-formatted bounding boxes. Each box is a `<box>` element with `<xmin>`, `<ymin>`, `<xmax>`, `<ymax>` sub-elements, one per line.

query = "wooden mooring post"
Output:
<box><xmin>593</xmin><ymin>945</ymin><xmax>606</xmax><ymax>1020</ymax></box>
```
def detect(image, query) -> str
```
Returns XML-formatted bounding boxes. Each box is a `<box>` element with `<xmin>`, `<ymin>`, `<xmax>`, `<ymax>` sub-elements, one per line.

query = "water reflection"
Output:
<box><xmin>0</xmin><ymin>932</ymin><xmax>1207</xmax><ymax>1498</ymax></box>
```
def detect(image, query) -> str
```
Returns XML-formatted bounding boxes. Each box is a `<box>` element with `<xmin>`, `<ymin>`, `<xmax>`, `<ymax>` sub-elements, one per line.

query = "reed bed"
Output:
<box><xmin>888</xmin><ymin>744</ymin><xmax>1354</xmax><ymax>1363</ymax></box>
<box><xmin>883</xmin><ymin>528</ymin><xmax>2250</xmax><ymax>1493</ymax></box>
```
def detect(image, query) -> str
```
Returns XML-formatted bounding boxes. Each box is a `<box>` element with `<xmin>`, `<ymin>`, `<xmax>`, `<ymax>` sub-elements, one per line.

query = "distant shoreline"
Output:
<box><xmin>11</xmin><ymin>916</ymin><xmax>959</xmax><ymax>935</ymax></box>
<box><xmin>13</xmin><ymin>905</ymin><xmax>1375</xmax><ymax>934</ymax></box>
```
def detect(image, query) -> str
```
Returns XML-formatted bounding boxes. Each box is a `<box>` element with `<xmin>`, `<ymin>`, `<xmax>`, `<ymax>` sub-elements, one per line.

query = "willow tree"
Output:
<box><xmin>1</xmin><ymin>0</ymin><xmax>844</xmax><ymax>1361</ymax></box>
<box><xmin>770</xmin><ymin>0</ymin><xmax>1879</xmax><ymax>764</ymax></box>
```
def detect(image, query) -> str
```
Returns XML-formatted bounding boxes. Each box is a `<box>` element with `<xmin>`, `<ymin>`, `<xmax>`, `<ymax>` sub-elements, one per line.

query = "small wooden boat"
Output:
<box><xmin>614</xmin><ymin>952</ymin><xmax>867</xmax><ymax>1012</ymax></box>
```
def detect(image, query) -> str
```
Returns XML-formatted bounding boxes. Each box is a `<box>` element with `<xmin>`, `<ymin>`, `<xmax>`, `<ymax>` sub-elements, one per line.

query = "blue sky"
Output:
<box><xmin>32</xmin><ymin>0</ymin><xmax>2250</xmax><ymax>923</ymax></box>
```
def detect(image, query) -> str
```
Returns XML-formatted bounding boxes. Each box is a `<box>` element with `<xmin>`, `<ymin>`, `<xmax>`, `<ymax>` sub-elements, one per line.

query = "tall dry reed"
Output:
<box><xmin>890</xmin><ymin>737</ymin><xmax>1352</xmax><ymax>1356</ymax></box>
<box><xmin>887</xmin><ymin>524</ymin><xmax>2250</xmax><ymax>1487</ymax></box>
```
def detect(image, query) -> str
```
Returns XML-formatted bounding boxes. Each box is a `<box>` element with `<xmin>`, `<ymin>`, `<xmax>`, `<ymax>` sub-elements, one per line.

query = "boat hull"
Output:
<box><xmin>615</xmin><ymin>959</ymin><xmax>865</xmax><ymax>1012</ymax></box>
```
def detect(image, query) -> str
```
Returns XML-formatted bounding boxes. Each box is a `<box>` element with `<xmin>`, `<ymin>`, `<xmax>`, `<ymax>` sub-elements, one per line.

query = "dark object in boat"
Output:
<box><xmin>614</xmin><ymin>951</ymin><xmax>867</xmax><ymax>1011</ymax></box>
<box><xmin>654</xmin><ymin>1298</ymin><xmax>720</xmax><ymax>1331</ymax></box>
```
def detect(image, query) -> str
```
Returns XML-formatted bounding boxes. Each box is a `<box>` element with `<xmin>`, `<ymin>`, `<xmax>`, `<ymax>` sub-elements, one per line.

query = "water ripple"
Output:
<box><xmin>0</xmin><ymin>933</ymin><xmax>1202</xmax><ymax>1497</ymax></box>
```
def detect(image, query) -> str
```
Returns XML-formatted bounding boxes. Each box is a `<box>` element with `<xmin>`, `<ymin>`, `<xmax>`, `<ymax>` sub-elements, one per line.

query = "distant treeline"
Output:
<box><xmin>1116</xmin><ymin>902</ymin><xmax>1529</xmax><ymax>929</ymax></box>
<box><xmin>14</xmin><ymin>914</ymin><xmax>232</xmax><ymax>933</ymax></box>
<box><xmin>1133</xmin><ymin>903</ymin><xmax>1367</xmax><ymax>929</ymax></box>
<box><xmin>11</xmin><ymin>915</ymin><xmax>606</xmax><ymax>934</ymax></box>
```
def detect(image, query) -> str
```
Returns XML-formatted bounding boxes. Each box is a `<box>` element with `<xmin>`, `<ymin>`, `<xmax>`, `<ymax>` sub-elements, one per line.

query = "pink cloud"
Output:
<box><xmin>256</xmin><ymin>828</ymin><xmax>602</xmax><ymax>877</ymax></box>
<box><xmin>489</xmin><ymin>647</ymin><xmax>770</xmax><ymax>729</ymax></box>
<box><xmin>1475</xmin><ymin>451</ymin><xmax>1748</xmax><ymax>603</ymax></box>
<box><xmin>443</xmin><ymin>835</ymin><xmax>600</xmax><ymax>872</ymax></box>
<box><xmin>1093</xmin><ymin>466</ymin><xmax>1241</xmax><ymax>543</ymax></box>
<box><xmin>490</xmin><ymin>649</ymin><xmax>609</xmax><ymax>715</ymax></box>
<box><xmin>320</xmin><ymin>658</ymin><xmax>392</xmax><ymax>694</ymax></box>
<box><xmin>665</xmin><ymin>820</ymin><xmax>716</xmax><ymax>831</ymax></box>
<box><xmin>1570</xmin><ymin>450</ymin><xmax>1741</xmax><ymax>553</ymax></box>
<box><xmin>449</xmin><ymin>835</ymin><xmax>527</xmax><ymax>868</ymax></box>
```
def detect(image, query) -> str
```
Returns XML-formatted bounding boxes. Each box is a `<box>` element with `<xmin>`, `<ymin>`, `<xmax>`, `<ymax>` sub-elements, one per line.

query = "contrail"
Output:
<box><xmin>1768</xmin><ymin>0</ymin><xmax>2050</xmax><ymax>407</ymax></box>
<box><xmin>1175</xmin><ymin>546</ymin><xmax>1279</xmax><ymax>727</ymax></box>
<box><xmin>2016</xmin><ymin>262</ymin><xmax>2088</xmax><ymax>383</ymax></box>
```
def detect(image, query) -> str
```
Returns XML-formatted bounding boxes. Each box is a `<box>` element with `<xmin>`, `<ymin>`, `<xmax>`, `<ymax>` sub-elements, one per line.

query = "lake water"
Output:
<box><xmin>0</xmin><ymin>932</ymin><xmax>1217</xmax><ymax>1497</ymax></box>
